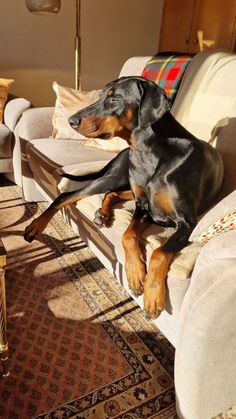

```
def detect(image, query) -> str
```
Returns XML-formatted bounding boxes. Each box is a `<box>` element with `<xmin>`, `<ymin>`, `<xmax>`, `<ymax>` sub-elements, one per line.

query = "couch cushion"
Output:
<box><xmin>25</xmin><ymin>138</ymin><xmax>116</xmax><ymax>198</ymax></box>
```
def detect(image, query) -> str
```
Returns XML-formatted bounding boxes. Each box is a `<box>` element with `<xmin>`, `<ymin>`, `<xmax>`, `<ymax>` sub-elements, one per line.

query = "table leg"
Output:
<box><xmin>0</xmin><ymin>263</ymin><xmax>10</xmax><ymax>377</ymax></box>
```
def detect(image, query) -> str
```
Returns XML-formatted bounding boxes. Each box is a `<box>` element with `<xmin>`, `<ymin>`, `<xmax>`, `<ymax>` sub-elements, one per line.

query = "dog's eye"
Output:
<box><xmin>108</xmin><ymin>97</ymin><xmax>117</xmax><ymax>103</ymax></box>
<box><xmin>107</xmin><ymin>95</ymin><xmax>122</xmax><ymax>105</ymax></box>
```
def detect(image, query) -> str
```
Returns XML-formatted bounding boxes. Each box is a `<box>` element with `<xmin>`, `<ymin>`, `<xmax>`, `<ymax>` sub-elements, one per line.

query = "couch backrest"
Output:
<box><xmin>119</xmin><ymin>56</ymin><xmax>152</xmax><ymax>78</ymax></box>
<box><xmin>172</xmin><ymin>50</ymin><xmax>236</xmax><ymax>198</ymax></box>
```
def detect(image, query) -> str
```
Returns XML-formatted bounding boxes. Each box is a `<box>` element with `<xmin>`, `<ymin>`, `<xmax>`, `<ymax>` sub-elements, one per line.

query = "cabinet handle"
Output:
<box><xmin>185</xmin><ymin>39</ymin><xmax>189</xmax><ymax>44</ymax></box>
<box><xmin>194</xmin><ymin>39</ymin><xmax>199</xmax><ymax>44</ymax></box>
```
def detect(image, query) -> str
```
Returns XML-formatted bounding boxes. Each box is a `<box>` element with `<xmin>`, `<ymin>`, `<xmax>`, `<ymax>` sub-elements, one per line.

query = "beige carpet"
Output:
<box><xmin>0</xmin><ymin>181</ymin><xmax>177</xmax><ymax>418</ymax></box>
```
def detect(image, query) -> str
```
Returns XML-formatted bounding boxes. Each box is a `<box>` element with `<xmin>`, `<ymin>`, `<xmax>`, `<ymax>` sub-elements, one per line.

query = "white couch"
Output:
<box><xmin>5</xmin><ymin>50</ymin><xmax>236</xmax><ymax>419</ymax></box>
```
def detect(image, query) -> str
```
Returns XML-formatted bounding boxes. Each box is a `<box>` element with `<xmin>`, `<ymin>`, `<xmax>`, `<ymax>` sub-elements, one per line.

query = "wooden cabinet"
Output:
<box><xmin>159</xmin><ymin>0</ymin><xmax>236</xmax><ymax>53</ymax></box>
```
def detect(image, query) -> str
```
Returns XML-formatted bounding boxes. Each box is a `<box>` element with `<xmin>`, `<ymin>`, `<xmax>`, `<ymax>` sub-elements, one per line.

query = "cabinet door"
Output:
<box><xmin>159</xmin><ymin>0</ymin><xmax>195</xmax><ymax>52</ymax></box>
<box><xmin>159</xmin><ymin>0</ymin><xmax>236</xmax><ymax>53</ymax></box>
<box><xmin>191</xmin><ymin>0</ymin><xmax>236</xmax><ymax>52</ymax></box>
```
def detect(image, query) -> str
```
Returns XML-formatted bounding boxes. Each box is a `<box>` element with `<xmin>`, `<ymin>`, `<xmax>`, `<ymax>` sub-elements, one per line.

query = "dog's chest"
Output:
<box><xmin>129</xmin><ymin>149</ymin><xmax>160</xmax><ymax>190</ymax></box>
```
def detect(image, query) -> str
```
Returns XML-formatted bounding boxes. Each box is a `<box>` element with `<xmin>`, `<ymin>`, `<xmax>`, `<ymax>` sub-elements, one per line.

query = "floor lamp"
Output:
<box><xmin>25</xmin><ymin>0</ymin><xmax>81</xmax><ymax>90</ymax></box>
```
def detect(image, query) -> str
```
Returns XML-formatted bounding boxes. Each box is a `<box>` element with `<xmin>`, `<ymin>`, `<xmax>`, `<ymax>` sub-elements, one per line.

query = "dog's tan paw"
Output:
<box><xmin>143</xmin><ymin>277</ymin><xmax>166</xmax><ymax>320</ymax></box>
<box><xmin>24</xmin><ymin>217</ymin><xmax>47</xmax><ymax>242</ymax></box>
<box><xmin>93</xmin><ymin>208</ymin><xmax>110</xmax><ymax>227</ymax></box>
<box><xmin>125</xmin><ymin>257</ymin><xmax>146</xmax><ymax>297</ymax></box>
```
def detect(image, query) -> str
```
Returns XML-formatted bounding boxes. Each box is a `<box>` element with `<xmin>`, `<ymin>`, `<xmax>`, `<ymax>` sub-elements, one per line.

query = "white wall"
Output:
<box><xmin>0</xmin><ymin>0</ymin><xmax>163</xmax><ymax>106</ymax></box>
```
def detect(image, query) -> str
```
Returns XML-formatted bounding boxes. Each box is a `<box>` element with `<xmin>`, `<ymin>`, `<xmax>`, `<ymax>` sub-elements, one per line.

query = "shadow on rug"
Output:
<box><xmin>0</xmin><ymin>183</ymin><xmax>177</xmax><ymax>418</ymax></box>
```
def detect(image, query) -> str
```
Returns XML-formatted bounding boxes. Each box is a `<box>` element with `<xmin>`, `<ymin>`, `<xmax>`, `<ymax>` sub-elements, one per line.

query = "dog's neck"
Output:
<box><xmin>151</xmin><ymin>112</ymin><xmax>195</xmax><ymax>140</ymax></box>
<box><xmin>127</xmin><ymin>111</ymin><xmax>196</xmax><ymax>150</ymax></box>
<box><xmin>128</xmin><ymin>111</ymin><xmax>171</xmax><ymax>150</ymax></box>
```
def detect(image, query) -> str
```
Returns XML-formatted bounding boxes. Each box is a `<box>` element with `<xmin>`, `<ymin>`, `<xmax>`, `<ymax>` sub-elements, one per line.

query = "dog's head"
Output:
<box><xmin>68</xmin><ymin>77</ymin><xmax>171</xmax><ymax>141</ymax></box>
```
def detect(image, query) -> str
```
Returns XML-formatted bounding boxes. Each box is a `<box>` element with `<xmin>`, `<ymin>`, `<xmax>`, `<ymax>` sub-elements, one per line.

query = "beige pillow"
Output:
<box><xmin>0</xmin><ymin>78</ymin><xmax>14</xmax><ymax>123</ymax></box>
<box><xmin>52</xmin><ymin>82</ymin><xmax>128</xmax><ymax>153</ymax></box>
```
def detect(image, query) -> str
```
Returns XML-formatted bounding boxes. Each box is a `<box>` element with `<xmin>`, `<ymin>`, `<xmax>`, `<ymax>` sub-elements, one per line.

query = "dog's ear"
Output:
<box><xmin>136</xmin><ymin>78</ymin><xmax>171</xmax><ymax>127</ymax></box>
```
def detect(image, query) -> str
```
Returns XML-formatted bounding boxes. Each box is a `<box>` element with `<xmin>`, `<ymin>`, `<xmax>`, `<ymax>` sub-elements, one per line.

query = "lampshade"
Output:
<box><xmin>25</xmin><ymin>0</ymin><xmax>61</xmax><ymax>14</ymax></box>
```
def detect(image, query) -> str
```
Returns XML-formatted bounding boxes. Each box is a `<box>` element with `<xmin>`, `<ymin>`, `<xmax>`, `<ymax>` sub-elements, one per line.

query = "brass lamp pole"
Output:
<box><xmin>74</xmin><ymin>0</ymin><xmax>81</xmax><ymax>90</ymax></box>
<box><xmin>25</xmin><ymin>0</ymin><xmax>81</xmax><ymax>90</ymax></box>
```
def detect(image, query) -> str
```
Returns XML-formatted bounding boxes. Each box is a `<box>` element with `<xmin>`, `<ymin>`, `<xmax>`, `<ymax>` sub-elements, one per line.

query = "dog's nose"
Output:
<box><xmin>68</xmin><ymin>115</ymin><xmax>80</xmax><ymax>129</ymax></box>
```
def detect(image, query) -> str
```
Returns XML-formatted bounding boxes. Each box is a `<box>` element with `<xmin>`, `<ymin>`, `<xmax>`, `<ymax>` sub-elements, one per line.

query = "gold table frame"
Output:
<box><xmin>0</xmin><ymin>241</ymin><xmax>9</xmax><ymax>377</ymax></box>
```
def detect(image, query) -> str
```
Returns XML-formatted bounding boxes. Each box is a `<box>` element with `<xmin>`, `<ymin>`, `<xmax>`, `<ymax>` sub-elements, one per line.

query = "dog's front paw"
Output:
<box><xmin>143</xmin><ymin>274</ymin><xmax>166</xmax><ymax>319</ymax></box>
<box><xmin>24</xmin><ymin>227</ymin><xmax>37</xmax><ymax>243</ymax></box>
<box><xmin>24</xmin><ymin>217</ymin><xmax>47</xmax><ymax>242</ymax></box>
<box><xmin>125</xmin><ymin>257</ymin><xmax>146</xmax><ymax>297</ymax></box>
<box><xmin>93</xmin><ymin>208</ymin><xmax>110</xmax><ymax>227</ymax></box>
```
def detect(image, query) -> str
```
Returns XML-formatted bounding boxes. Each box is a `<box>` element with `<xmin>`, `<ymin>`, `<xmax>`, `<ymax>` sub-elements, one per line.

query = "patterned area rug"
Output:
<box><xmin>213</xmin><ymin>407</ymin><xmax>236</xmax><ymax>419</ymax></box>
<box><xmin>0</xmin><ymin>182</ymin><xmax>177</xmax><ymax>418</ymax></box>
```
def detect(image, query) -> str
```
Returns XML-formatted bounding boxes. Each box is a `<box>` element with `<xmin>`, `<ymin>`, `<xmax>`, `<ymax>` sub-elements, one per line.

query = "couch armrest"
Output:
<box><xmin>175</xmin><ymin>230</ymin><xmax>236</xmax><ymax>419</ymax></box>
<box><xmin>4</xmin><ymin>98</ymin><xmax>31</xmax><ymax>131</ymax></box>
<box><xmin>16</xmin><ymin>107</ymin><xmax>54</xmax><ymax>141</ymax></box>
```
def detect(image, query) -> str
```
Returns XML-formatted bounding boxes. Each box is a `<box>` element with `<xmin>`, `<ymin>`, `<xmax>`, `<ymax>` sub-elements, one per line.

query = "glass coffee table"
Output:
<box><xmin>0</xmin><ymin>238</ymin><xmax>10</xmax><ymax>377</ymax></box>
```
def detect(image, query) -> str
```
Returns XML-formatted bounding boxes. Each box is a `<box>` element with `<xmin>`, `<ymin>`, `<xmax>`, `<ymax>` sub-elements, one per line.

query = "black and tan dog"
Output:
<box><xmin>24</xmin><ymin>77</ymin><xmax>224</xmax><ymax>319</ymax></box>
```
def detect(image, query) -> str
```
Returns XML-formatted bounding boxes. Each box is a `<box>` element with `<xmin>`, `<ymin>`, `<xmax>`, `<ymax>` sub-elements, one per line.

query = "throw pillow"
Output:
<box><xmin>190</xmin><ymin>190</ymin><xmax>236</xmax><ymax>244</ymax></box>
<box><xmin>141</xmin><ymin>53</ymin><xmax>192</xmax><ymax>102</ymax></box>
<box><xmin>0</xmin><ymin>78</ymin><xmax>14</xmax><ymax>123</ymax></box>
<box><xmin>52</xmin><ymin>82</ymin><xmax>128</xmax><ymax>153</ymax></box>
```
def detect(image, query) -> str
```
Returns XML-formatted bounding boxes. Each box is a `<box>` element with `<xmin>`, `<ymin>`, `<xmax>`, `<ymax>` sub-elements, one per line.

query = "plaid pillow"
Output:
<box><xmin>141</xmin><ymin>53</ymin><xmax>192</xmax><ymax>102</ymax></box>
